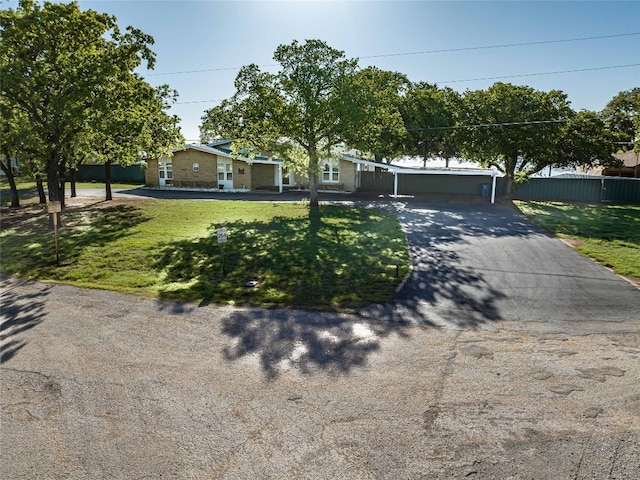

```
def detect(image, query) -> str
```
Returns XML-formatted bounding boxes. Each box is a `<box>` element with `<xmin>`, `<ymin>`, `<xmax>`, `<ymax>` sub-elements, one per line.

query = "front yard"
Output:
<box><xmin>0</xmin><ymin>198</ymin><xmax>409</xmax><ymax>308</ymax></box>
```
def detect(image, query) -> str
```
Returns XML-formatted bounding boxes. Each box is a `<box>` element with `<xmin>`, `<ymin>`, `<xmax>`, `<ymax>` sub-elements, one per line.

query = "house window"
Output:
<box><xmin>322</xmin><ymin>160</ymin><xmax>339</xmax><ymax>183</ymax></box>
<box><xmin>192</xmin><ymin>163</ymin><xmax>199</xmax><ymax>172</ymax></box>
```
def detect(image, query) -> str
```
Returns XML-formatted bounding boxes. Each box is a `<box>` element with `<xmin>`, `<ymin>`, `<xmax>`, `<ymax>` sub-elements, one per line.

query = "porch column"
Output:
<box><xmin>393</xmin><ymin>172</ymin><xmax>398</xmax><ymax>197</ymax></box>
<box><xmin>278</xmin><ymin>164</ymin><xmax>283</xmax><ymax>193</ymax></box>
<box><xmin>490</xmin><ymin>174</ymin><xmax>497</xmax><ymax>204</ymax></box>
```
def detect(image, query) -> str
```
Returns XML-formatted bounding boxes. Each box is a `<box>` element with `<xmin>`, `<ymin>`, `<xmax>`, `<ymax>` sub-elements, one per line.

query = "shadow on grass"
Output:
<box><xmin>1</xmin><ymin>204</ymin><xmax>150</xmax><ymax>277</ymax></box>
<box><xmin>155</xmin><ymin>206</ymin><xmax>406</xmax><ymax>308</ymax></box>
<box><xmin>0</xmin><ymin>280</ymin><xmax>51</xmax><ymax>363</ymax></box>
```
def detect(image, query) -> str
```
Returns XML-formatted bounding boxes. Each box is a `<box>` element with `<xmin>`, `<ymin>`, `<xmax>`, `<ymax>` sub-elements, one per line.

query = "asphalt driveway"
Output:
<box><xmin>361</xmin><ymin>200</ymin><xmax>640</xmax><ymax>335</ymax></box>
<box><xmin>2</xmin><ymin>195</ymin><xmax>639</xmax><ymax>479</ymax></box>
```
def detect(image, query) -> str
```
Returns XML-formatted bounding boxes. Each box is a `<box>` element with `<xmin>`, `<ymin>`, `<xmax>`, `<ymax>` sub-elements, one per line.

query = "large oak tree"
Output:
<box><xmin>201</xmin><ymin>39</ymin><xmax>364</xmax><ymax>207</ymax></box>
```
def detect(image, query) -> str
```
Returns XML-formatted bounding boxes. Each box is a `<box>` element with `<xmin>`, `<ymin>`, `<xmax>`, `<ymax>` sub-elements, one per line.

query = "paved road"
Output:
<box><xmin>2</xmin><ymin>196</ymin><xmax>639</xmax><ymax>479</ymax></box>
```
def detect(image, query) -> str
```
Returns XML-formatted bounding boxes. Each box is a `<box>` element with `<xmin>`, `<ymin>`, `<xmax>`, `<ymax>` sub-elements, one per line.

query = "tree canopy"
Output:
<box><xmin>0</xmin><ymin>0</ymin><xmax>182</xmax><ymax>207</ymax></box>
<box><xmin>201</xmin><ymin>39</ymin><xmax>368</xmax><ymax>206</ymax></box>
<box><xmin>601</xmin><ymin>87</ymin><xmax>640</xmax><ymax>152</ymax></box>
<box><xmin>400</xmin><ymin>82</ymin><xmax>461</xmax><ymax>167</ymax></box>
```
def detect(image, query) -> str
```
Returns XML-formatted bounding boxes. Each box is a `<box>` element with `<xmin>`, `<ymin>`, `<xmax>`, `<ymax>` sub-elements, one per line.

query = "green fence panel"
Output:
<box><xmin>76</xmin><ymin>164</ymin><xmax>145</xmax><ymax>183</ymax></box>
<box><xmin>513</xmin><ymin>177</ymin><xmax>639</xmax><ymax>204</ymax></box>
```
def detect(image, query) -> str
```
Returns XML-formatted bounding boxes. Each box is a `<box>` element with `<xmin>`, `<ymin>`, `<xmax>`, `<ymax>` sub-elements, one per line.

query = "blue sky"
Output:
<box><xmin>10</xmin><ymin>1</ymin><xmax>640</xmax><ymax>142</ymax></box>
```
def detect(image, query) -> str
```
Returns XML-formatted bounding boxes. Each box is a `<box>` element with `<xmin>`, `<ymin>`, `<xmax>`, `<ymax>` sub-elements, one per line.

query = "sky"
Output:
<box><xmin>7</xmin><ymin>0</ymin><xmax>640</xmax><ymax>143</ymax></box>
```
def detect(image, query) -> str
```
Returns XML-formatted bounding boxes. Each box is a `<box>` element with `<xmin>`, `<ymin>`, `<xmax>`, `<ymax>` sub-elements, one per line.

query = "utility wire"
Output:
<box><xmin>438</xmin><ymin>63</ymin><xmax>640</xmax><ymax>84</ymax></box>
<box><xmin>147</xmin><ymin>32</ymin><xmax>640</xmax><ymax>77</ymax></box>
<box><xmin>173</xmin><ymin>63</ymin><xmax>640</xmax><ymax>105</ymax></box>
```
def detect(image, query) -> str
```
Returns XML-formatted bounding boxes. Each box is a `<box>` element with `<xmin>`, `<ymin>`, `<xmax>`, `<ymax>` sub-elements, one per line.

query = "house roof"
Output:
<box><xmin>613</xmin><ymin>150</ymin><xmax>640</xmax><ymax>168</ymax></box>
<box><xmin>342</xmin><ymin>154</ymin><xmax>500</xmax><ymax>176</ymax></box>
<box><xmin>173</xmin><ymin>144</ymin><xmax>283</xmax><ymax>165</ymax></box>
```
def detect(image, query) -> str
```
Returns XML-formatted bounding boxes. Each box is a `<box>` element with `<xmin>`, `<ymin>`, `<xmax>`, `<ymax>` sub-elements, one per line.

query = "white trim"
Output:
<box><xmin>174</xmin><ymin>144</ymin><xmax>282</xmax><ymax>165</ymax></box>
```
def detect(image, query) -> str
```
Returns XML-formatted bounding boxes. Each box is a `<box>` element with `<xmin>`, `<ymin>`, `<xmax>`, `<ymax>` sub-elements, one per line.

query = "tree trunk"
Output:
<box><xmin>105</xmin><ymin>159</ymin><xmax>113</xmax><ymax>201</ymax></box>
<box><xmin>504</xmin><ymin>176</ymin><xmax>514</xmax><ymax>197</ymax></box>
<box><xmin>0</xmin><ymin>154</ymin><xmax>19</xmax><ymax>208</ymax></box>
<box><xmin>70</xmin><ymin>169</ymin><xmax>77</xmax><ymax>197</ymax></box>
<box><xmin>36</xmin><ymin>174</ymin><xmax>46</xmax><ymax>204</ymax></box>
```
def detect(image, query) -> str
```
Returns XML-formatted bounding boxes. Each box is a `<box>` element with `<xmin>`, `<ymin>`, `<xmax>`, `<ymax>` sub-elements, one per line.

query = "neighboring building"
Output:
<box><xmin>578</xmin><ymin>150</ymin><xmax>640</xmax><ymax>178</ymax></box>
<box><xmin>145</xmin><ymin>140</ymin><xmax>358</xmax><ymax>192</ymax></box>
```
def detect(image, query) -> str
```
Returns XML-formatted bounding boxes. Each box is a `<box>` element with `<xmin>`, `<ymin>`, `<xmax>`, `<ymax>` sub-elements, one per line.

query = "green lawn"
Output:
<box><xmin>0</xmin><ymin>199</ymin><xmax>409</xmax><ymax>308</ymax></box>
<box><xmin>515</xmin><ymin>201</ymin><xmax>640</xmax><ymax>279</ymax></box>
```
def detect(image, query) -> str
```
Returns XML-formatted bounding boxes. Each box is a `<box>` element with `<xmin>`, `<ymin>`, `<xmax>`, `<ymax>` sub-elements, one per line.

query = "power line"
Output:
<box><xmin>147</xmin><ymin>32</ymin><xmax>640</xmax><ymax>77</ymax></box>
<box><xmin>361</xmin><ymin>32</ymin><xmax>640</xmax><ymax>59</ymax></box>
<box><xmin>438</xmin><ymin>63</ymin><xmax>640</xmax><ymax>84</ymax></box>
<box><xmin>173</xmin><ymin>63</ymin><xmax>640</xmax><ymax>105</ymax></box>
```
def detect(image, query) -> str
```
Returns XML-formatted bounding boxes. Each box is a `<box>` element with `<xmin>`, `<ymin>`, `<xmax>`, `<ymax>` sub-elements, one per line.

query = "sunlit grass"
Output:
<box><xmin>515</xmin><ymin>201</ymin><xmax>640</xmax><ymax>279</ymax></box>
<box><xmin>0</xmin><ymin>199</ymin><xmax>409</xmax><ymax>308</ymax></box>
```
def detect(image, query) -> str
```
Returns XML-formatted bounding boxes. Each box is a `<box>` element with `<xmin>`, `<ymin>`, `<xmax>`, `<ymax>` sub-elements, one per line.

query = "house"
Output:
<box><xmin>578</xmin><ymin>150</ymin><xmax>640</xmax><ymax>178</ymax></box>
<box><xmin>145</xmin><ymin>140</ymin><xmax>358</xmax><ymax>192</ymax></box>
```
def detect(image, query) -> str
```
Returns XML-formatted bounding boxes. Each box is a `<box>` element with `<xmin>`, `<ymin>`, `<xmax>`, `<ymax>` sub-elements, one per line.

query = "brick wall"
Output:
<box><xmin>145</xmin><ymin>158</ymin><xmax>160</xmax><ymax>186</ymax></box>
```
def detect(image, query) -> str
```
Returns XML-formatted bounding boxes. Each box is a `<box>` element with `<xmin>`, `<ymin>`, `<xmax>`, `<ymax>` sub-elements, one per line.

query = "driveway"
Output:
<box><xmin>2</xmin><ymin>197</ymin><xmax>639</xmax><ymax>479</ymax></box>
<box><xmin>361</xmin><ymin>200</ymin><xmax>640</xmax><ymax>335</ymax></box>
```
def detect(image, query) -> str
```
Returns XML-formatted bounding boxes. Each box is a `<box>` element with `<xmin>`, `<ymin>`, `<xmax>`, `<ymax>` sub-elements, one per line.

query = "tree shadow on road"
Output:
<box><xmin>0</xmin><ymin>280</ymin><xmax>51</xmax><ymax>363</ymax></box>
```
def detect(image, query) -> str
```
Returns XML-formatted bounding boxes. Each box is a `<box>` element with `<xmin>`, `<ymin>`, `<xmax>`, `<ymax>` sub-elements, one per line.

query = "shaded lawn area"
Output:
<box><xmin>0</xmin><ymin>199</ymin><xmax>409</xmax><ymax>308</ymax></box>
<box><xmin>515</xmin><ymin>201</ymin><xmax>640</xmax><ymax>280</ymax></box>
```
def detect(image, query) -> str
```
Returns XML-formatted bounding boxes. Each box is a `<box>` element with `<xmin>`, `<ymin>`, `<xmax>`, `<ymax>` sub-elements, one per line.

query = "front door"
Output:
<box><xmin>217</xmin><ymin>159</ymin><xmax>233</xmax><ymax>189</ymax></box>
<box><xmin>158</xmin><ymin>160</ymin><xmax>172</xmax><ymax>186</ymax></box>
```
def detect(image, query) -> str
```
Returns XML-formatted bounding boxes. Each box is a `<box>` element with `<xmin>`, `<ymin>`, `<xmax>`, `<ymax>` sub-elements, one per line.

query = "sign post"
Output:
<box><xmin>48</xmin><ymin>201</ymin><xmax>62</xmax><ymax>267</ymax></box>
<box><xmin>217</xmin><ymin>227</ymin><xmax>227</xmax><ymax>275</ymax></box>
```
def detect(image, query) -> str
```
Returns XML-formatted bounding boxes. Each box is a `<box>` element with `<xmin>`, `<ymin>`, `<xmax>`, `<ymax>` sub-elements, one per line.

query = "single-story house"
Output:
<box><xmin>577</xmin><ymin>150</ymin><xmax>640</xmax><ymax>178</ymax></box>
<box><xmin>145</xmin><ymin>140</ymin><xmax>500</xmax><ymax>202</ymax></box>
<box><xmin>145</xmin><ymin>140</ymin><xmax>358</xmax><ymax>192</ymax></box>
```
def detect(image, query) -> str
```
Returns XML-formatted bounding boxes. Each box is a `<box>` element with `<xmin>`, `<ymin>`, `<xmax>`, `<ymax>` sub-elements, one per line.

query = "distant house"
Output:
<box><xmin>578</xmin><ymin>150</ymin><xmax>640</xmax><ymax>178</ymax></box>
<box><xmin>145</xmin><ymin>140</ymin><xmax>359</xmax><ymax>192</ymax></box>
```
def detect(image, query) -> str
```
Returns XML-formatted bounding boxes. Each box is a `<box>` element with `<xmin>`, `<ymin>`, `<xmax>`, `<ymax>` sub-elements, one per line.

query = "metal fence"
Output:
<box><xmin>511</xmin><ymin>177</ymin><xmax>640</xmax><ymax>204</ymax></box>
<box><xmin>358</xmin><ymin>171</ymin><xmax>640</xmax><ymax>204</ymax></box>
<box><xmin>76</xmin><ymin>164</ymin><xmax>145</xmax><ymax>183</ymax></box>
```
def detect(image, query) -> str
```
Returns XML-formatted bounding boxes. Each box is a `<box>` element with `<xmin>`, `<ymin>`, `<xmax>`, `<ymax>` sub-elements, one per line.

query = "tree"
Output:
<box><xmin>601</xmin><ymin>88</ymin><xmax>640</xmax><ymax>150</ymax></box>
<box><xmin>552</xmin><ymin>110</ymin><xmax>619</xmax><ymax>171</ymax></box>
<box><xmin>458</xmin><ymin>82</ymin><xmax>572</xmax><ymax>196</ymax></box>
<box><xmin>88</xmin><ymin>80</ymin><xmax>182</xmax><ymax>200</ymax></box>
<box><xmin>200</xmin><ymin>39</ymin><xmax>361</xmax><ymax>207</ymax></box>
<box><xmin>0</xmin><ymin>0</ymin><xmax>159</xmax><ymax>217</ymax></box>
<box><xmin>341</xmin><ymin>67</ymin><xmax>409</xmax><ymax>163</ymax></box>
<box><xmin>400</xmin><ymin>82</ymin><xmax>461</xmax><ymax>167</ymax></box>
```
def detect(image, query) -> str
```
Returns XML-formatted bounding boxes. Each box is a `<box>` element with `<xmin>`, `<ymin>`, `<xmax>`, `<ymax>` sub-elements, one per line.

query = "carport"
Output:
<box><xmin>347</xmin><ymin>155</ymin><xmax>500</xmax><ymax>203</ymax></box>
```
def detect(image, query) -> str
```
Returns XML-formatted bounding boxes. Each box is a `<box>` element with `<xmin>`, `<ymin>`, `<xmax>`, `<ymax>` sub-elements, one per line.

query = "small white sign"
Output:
<box><xmin>217</xmin><ymin>228</ymin><xmax>227</xmax><ymax>244</ymax></box>
<box><xmin>47</xmin><ymin>201</ymin><xmax>61</xmax><ymax>213</ymax></box>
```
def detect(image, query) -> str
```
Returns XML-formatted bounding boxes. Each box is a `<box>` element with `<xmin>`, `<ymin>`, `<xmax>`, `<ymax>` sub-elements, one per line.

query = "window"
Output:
<box><xmin>322</xmin><ymin>160</ymin><xmax>339</xmax><ymax>183</ymax></box>
<box><xmin>192</xmin><ymin>163</ymin><xmax>199</xmax><ymax>172</ymax></box>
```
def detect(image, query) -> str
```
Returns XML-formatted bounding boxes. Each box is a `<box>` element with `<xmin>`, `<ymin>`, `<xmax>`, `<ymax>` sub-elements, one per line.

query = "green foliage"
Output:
<box><xmin>516</xmin><ymin>201</ymin><xmax>640</xmax><ymax>278</ymax></box>
<box><xmin>200</xmin><ymin>39</ymin><xmax>363</xmax><ymax>206</ymax></box>
<box><xmin>0</xmin><ymin>0</ymin><xmax>182</xmax><ymax>205</ymax></box>
<box><xmin>340</xmin><ymin>67</ymin><xmax>409</xmax><ymax>162</ymax></box>
<box><xmin>400</xmin><ymin>82</ymin><xmax>460</xmax><ymax>166</ymax></box>
<box><xmin>0</xmin><ymin>199</ymin><xmax>409</xmax><ymax>308</ymax></box>
<box><xmin>601</xmin><ymin>87</ymin><xmax>640</xmax><ymax>149</ymax></box>
<box><xmin>458</xmin><ymin>82</ymin><xmax>617</xmax><ymax>194</ymax></box>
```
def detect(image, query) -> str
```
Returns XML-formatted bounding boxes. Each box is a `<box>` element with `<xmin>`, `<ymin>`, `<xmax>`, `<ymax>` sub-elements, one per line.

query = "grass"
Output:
<box><xmin>0</xmin><ymin>198</ymin><xmax>409</xmax><ymax>308</ymax></box>
<box><xmin>515</xmin><ymin>201</ymin><xmax>640</xmax><ymax>280</ymax></box>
